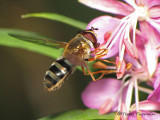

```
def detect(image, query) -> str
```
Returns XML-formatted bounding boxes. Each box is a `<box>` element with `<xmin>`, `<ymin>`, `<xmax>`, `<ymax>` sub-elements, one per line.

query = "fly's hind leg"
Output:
<box><xmin>81</xmin><ymin>67</ymin><xmax>96</xmax><ymax>81</ymax></box>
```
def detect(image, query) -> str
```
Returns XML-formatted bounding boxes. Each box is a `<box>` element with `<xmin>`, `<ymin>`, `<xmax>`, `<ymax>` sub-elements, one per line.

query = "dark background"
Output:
<box><xmin>0</xmin><ymin>0</ymin><xmax>104</xmax><ymax>119</ymax></box>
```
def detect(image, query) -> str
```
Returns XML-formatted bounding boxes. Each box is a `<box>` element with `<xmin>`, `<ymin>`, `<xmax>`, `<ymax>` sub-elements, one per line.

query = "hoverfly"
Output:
<box><xmin>9</xmin><ymin>27</ymin><xmax>110</xmax><ymax>92</ymax></box>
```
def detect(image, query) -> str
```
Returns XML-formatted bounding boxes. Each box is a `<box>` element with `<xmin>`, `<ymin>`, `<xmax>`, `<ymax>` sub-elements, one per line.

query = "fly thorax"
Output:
<box><xmin>63</xmin><ymin>34</ymin><xmax>93</xmax><ymax>59</ymax></box>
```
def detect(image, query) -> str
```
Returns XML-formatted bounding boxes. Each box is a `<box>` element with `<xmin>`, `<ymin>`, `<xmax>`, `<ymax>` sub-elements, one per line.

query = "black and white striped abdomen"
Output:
<box><xmin>44</xmin><ymin>58</ymin><xmax>75</xmax><ymax>92</ymax></box>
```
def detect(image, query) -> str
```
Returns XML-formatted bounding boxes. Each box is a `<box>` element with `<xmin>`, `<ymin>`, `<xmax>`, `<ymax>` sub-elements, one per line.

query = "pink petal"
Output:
<box><xmin>86</xmin><ymin>16</ymin><xmax>120</xmax><ymax>58</ymax></box>
<box><xmin>151</xmin><ymin>63</ymin><xmax>160</xmax><ymax>89</ymax></box>
<box><xmin>145</xmin><ymin>0</ymin><xmax>160</xmax><ymax>8</ymax></box>
<box><xmin>103</xmin><ymin>31</ymin><xmax>112</xmax><ymax>46</ymax></box>
<box><xmin>86</xmin><ymin>16</ymin><xmax>120</xmax><ymax>44</ymax></box>
<box><xmin>153</xmin><ymin>78</ymin><xmax>160</xmax><ymax>90</ymax></box>
<box><xmin>135</xmin><ymin>0</ymin><xmax>145</xmax><ymax>6</ymax></box>
<box><xmin>131</xmin><ymin>100</ymin><xmax>160</xmax><ymax>111</ymax></box>
<box><xmin>79</xmin><ymin>0</ymin><xmax>134</xmax><ymax>16</ymax></box>
<box><xmin>124</xmin><ymin>30</ymin><xmax>147</xmax><ymax>68</ymax></box>
<box><xmin>148</xmin><ymin>84</ymin><xmax>160</xmax><ymax>102</ymax></box>
<box><xmin>81</xmin><ymin>78</ymin><xmax>121</xmax><ymax>111</ymax></box>
<box><xmin>135</xmin><ymin>30</ymin><xmax>148</xmax><ymax>67</ymax></box>
<box><xmin>140</xmin><ymin>21</ymin><xmax>160</xmax><ymax>44</ymax></box>
<box><xmin>128</xmin><ymin>110</ymin><xmax>160</xmax><ymax>120</ymax></box>
<box><xmin>123</xmin><ymin>38</ymin><xmax>138</xmax><ymax>59</ymax></box>
<box><xmin>140</xmin><ymin>21</ymin><xmax>159</xmax><ymax>76</ymax></box>
<box><xmin>99</xmin><ymin>98</ymin><xmax>113</xmax><ymax>115</ymax></box>
<box><xmin>149</xmin><ymin>5</ymin><xmax>160</xmax><ymax>18</ymax></box>
<box><xmin>123</xmin><ymin>0</ymin><xmax>137</xmax><ymax>7</ymax></box>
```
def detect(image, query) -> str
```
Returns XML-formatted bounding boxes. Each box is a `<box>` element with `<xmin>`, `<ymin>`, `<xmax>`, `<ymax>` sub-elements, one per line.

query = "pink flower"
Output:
<box><xmin>79</xmin><ymin>0</ymin><xmax>160</xmax><ymax>119</ymax></box>
<box><xmin>129</xmin><ymin>73</ymin><xmax>160</xmax><ymax>120</ymax></box>
<box><xmin>81</xmin><ymin>32</ymin><xmax>160</xmax><ymax>119</ymax></box>
<box><xmin>82</xmin><ymin>58</ymin><xmax>160</xmax><ymax>119</ymax></box>
<box><xmin>81</xmin><ymin>78</ymin><xmax>122</xmax><ymax>112</ymax></box>
<box><xmin>79</xmin><ymin>0</ymin><xmax>160</xmax><ymax>77</ymax></box>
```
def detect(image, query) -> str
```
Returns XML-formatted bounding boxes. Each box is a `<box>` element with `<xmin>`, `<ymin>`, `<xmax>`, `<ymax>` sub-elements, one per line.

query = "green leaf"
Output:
<box><xmin>39</xmin><ymin>109</ymin><xmax>115</xmax><ymax>120</ymax></box>
<box><xmin>22</xmin><ymin>13</ymin><xmax>87</xmax><ymax>29</ymax></box>
<box><xmin>0</xmin><ymin>28</ymin><xmax>63</xmax><ymax>59</ymax></box>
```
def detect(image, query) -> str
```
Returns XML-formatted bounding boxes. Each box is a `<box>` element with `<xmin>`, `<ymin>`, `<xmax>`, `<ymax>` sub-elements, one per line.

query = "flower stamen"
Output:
<box><xmin>134</xmin><ymin>77</ymin><xmax>140</xmax><ymax>112</ymax></box>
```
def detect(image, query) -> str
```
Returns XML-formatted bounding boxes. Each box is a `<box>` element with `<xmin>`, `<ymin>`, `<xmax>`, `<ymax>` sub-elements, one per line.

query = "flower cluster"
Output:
<box><xmin>79</xmin><ymin>0</ymin><xmax>160</xmax><ymax>120</ymax></box>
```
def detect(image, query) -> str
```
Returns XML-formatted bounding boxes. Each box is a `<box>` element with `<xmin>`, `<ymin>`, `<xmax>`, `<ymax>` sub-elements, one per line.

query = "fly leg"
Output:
<box><xmin>81</xmin><ymin>66</ymin><xmax>117</xmax><ymax>81</ymax></box>
<box><xmin>86</xmin><ymin>48</ymin><xmax>108</xmax><ymax>62</ymax></box>
<box><xmin>92</xmin><ymin>48</ymin><xmax>108</xmax><ymax>59</ymax></box>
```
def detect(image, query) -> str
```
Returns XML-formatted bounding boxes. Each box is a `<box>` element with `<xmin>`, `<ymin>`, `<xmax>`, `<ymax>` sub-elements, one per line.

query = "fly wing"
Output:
<box><xmin>9</xmin><ymin>33</ymin><xmax>67</xmax><ymax>48</ymax></box>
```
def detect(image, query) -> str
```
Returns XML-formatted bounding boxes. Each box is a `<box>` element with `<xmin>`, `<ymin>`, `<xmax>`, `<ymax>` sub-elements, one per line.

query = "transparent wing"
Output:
<box><xmin>8</xmin><ymin>33</ymin><xmax>68</xmax><ymax>48</ymax></box>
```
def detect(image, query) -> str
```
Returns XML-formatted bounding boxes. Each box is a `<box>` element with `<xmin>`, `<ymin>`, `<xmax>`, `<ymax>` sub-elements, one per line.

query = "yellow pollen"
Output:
<box><xmin>114</xmin><ymin>112</ymin><xmax>121</xmax><ymax>120</ymax></box>
<box><xmin>137</xmin><ymin>111</ymin><xmax>143</xmax><ymax>120</ymax></box>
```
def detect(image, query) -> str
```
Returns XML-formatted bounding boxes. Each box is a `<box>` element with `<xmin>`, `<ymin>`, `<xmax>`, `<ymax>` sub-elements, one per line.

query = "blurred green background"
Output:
<box><xmin>0</xmin><ymin>0</ymin><xmax>103</xmax><ymax>119</ymax></box>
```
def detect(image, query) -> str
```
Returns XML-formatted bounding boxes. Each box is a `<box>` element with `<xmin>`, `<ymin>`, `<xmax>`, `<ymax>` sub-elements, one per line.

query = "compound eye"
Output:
<box><xmin>83</xmin><ymin>32</ymin><xmax>99</xmax><ymax>48</ymax></box>
<box><xmin>95</xmin><ymin>43</ymin><xmax>100</xmax><ymax>48</ymax></box>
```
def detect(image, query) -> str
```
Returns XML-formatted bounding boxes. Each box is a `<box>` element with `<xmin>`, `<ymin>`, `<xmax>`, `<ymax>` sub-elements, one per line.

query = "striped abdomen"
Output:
<box><xmin>44</xmin><ymin>58</ymin><xmax>75</xmax><ymax>92</ymax></box>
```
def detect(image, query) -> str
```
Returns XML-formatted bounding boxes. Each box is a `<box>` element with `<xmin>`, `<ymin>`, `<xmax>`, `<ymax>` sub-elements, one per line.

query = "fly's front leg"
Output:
<box><xmin>91</xmin><ymin>48</ymin><xmax>108</xmax><ymax>60</ymax></box>
<box><xmin>95</xmin><ymin>49</ymin><xmax>108</xmax><ymax>59</ymax></box>
<box><xmin>85</xmin><ymin>48</ymin><xmax>108</xmax><ymax>62</ymax></box>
